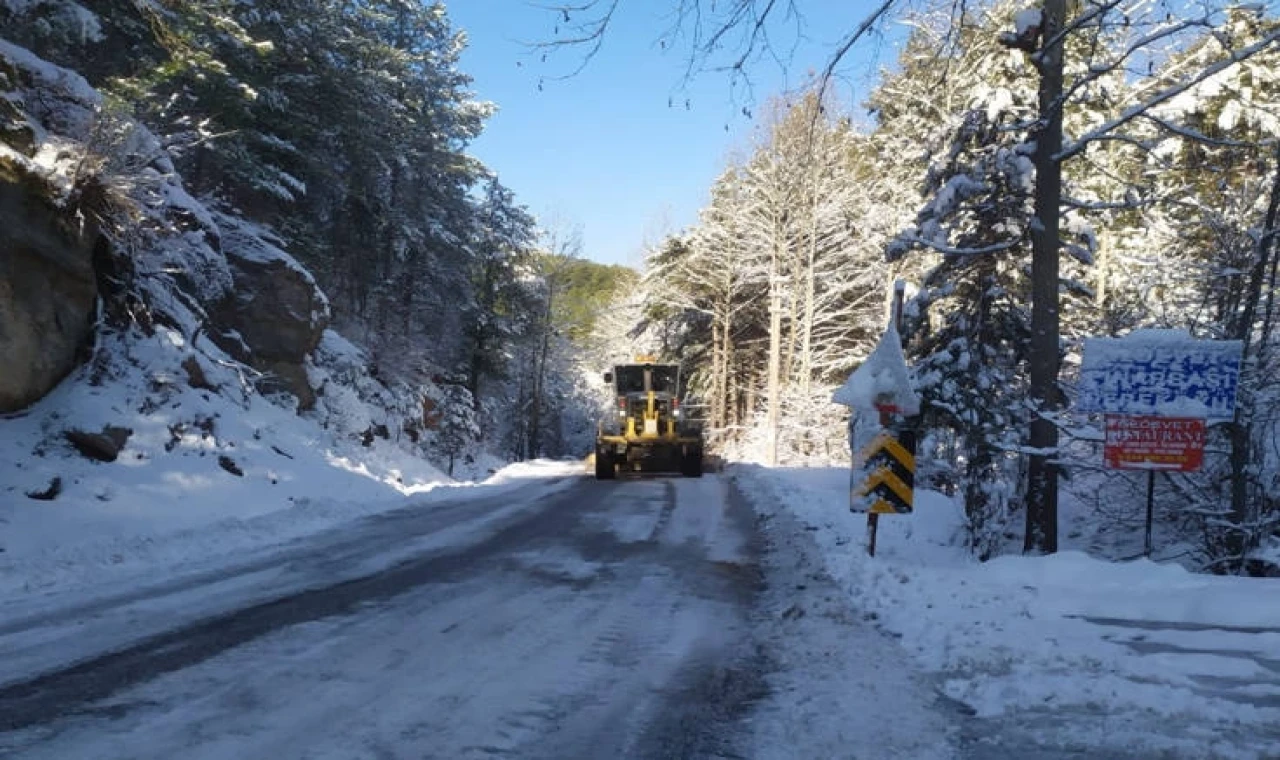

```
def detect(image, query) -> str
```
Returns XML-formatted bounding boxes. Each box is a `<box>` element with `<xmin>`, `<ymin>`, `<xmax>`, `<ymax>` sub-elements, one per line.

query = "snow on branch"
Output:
<box><xmin>889</xmin><ymin>235</ymin><xmax>1022</xmax><ymax>259</ymax></box>
<box><xmin>1137</xmin><ymin>111</ymin><xmax>1267</xmax><ymax>149</ymax></box>
<box><xmin>1058</xmin><ymin>0</ymin><xmax>1124</xmax><ymax>39</ymax></box>
<box><xmin>1060</xmin><ymin>191</ymin><xmax>1149</xmax><ymax>212</ymax></box>
<box><xmin>1058</xmin><ymin>26</ymin><xmax>1280</xmax><ymax>162</ymax></box>
<box><xmin>1060</xmin><ymin>14</ymin><xmax>1213</xmax><ymax>108</ymax></box>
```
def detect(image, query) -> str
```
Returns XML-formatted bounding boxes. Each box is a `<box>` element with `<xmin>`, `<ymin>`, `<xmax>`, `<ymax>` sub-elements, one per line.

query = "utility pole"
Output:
<box><xmin>1025</xmin><ymin>0</ymin><xmax>1066</xmax><ymax>554</ymax></box>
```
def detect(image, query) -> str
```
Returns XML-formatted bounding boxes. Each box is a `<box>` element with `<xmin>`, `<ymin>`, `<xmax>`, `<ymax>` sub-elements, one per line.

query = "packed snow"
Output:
<box><xmin>832</xmin><ymin>320</ymin><xmax>921</xmax><ymax>415</ymax></box>
<box><xmin>1013</xmin><ymin>8</ymin><xmax>1042</xmax><ymax>38</ymax></box>
<box><xmin>737</xmin><ymin>464</ymin><xmax>1280</xmax><ymax>759</ymax></box>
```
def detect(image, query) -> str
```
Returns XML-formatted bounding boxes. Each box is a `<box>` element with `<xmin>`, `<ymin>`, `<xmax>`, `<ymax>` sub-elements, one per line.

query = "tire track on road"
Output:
<box><xmin>0</xmin><ymin>481</ymin><xmax>589</xmax><ymax>732</ymax></box>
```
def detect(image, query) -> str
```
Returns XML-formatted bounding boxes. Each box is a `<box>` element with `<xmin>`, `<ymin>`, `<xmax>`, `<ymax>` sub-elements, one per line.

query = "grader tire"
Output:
<box><xmin>595</xmin><ymin>451</ymin><xmax>616</xmax><ymax>480</ymax></box>
<box><xmin>681</xmin><ymin>449</ymin><xmax>704</xmax><ymax>478</ymax></box>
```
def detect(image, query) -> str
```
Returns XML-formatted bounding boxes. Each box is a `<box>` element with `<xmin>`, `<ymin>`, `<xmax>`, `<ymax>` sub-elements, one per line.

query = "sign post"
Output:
<box><xmin>833</xmin><ymin>281</ymin><xmax>919</xmax><ymax>557</ymax></box>
<box><xmin>1103</xmin><ymin>415</ymin><xmax>1207</xmax><ymax>556</ymax></box>
<box><xmin>1145</xmin><ymin>468</ymin><xmax>1155</xmax><ymax>560</ymax></box>
<box><xmin>1079</xmin><ymin>332</ymin><xmax>1240</xmax><ymax>557</ymax></box>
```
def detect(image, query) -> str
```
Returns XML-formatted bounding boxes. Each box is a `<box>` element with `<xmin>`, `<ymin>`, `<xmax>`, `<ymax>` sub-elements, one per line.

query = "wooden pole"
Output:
<box><xmin>1025</xmin><ymin>0</ymin><xmax>1066</xmax><ymax>555</ymax></box>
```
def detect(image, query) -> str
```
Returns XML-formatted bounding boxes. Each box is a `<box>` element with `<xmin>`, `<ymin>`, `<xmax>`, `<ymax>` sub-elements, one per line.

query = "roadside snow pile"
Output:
<box><xmin>0</xmin><ymin>326</ymin><xmax>582</xmax><ymax>602</ymax></box>
<box><xmin>0</xmin><ymin>326</ymin><xmax>453</xmax><ymax>596</ymax></box>
<box><xmin>737</xmin><ymin>464</ymin><xmax>1280</xmax><ymax>759</ymax></box>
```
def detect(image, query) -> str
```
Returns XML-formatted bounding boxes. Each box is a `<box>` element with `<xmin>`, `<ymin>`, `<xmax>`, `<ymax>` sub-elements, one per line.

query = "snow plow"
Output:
<box><xmin>594</xmin><ymin>358</ymin><xmax>703</xmax><ymax>479</ymax></box>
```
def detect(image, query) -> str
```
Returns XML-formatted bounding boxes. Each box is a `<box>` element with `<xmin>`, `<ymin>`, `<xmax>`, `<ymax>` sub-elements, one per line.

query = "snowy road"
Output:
<box><xmin>0</xmin><ymin>475</ymin><xmax>779</xmax><ymax>758</ymax></box>
<box><xmin>15</xmin><ymin>463</ymin><xmax>1268</xmax><ymax>758</ymax></box>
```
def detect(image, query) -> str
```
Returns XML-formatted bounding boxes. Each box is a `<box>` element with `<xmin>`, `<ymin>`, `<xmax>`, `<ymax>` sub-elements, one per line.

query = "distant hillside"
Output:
<box><xmin>554</xmin><ymin>259</ymin><xmax>638</xmax><ymax>342</ymax></box>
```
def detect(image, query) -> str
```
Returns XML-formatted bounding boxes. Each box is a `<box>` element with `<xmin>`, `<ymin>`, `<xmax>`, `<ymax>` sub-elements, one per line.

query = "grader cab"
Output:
<box><xmin>594</xmin><ymin>358</ymin><xmax>703</xmax><ymax>479</ymax></box>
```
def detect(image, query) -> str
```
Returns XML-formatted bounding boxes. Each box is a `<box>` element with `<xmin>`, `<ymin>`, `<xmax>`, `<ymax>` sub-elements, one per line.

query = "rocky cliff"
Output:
<box><xmin>0</xmin><ymin>156</ymin><xmax>97</xmax><ymax>412</ymax></box>
<box><xmin>0</xmin><ymin>39</ymin><xmax>329</xmax><ymax>414</ymax></box>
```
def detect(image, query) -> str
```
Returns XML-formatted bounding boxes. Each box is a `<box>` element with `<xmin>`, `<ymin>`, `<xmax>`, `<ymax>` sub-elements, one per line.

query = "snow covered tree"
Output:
<box><xmin>886</xmin><ymin>62</ymin><xmax>1040</xmax><ymax>555</ymax></box>
<box><xmin>1119</xmin><ymin>8</ymin><xmax>1280</xmax><ymax>569</ymax></box>
<box><xmin>523</xmin><ymin>223</ymin><xmax>583</xmax><ymax>459</ymax></box>
<box><xmin>541</xmin><ymin>0</ymin><xmax>1280</xmax><ymax>561</ymax></box>
<box><xmin>872</xmin><ymin>2</ymin><xmax>1054</xmax><ymax>554</ymax></box>
<box><xmin>2</xmin><ymin>0</ymin><xmax>543</xmax><ymax>439</ymax></box>
<box><xmin>462</xmin><ymin>178</ymin><xmax>539</xmax><ymax>418</ymax></box>
<box><xmin>641</xmin><ymin>174</ymin><xmax>766</xmax><ymax>441</ymax></box>
<box><xmin>883</xmin><ymin>0</ymin><xmax>1280</xmax><ymax>556</ymax></box>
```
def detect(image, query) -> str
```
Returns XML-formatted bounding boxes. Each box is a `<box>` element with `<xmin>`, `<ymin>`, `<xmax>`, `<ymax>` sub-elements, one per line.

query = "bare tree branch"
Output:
<box><xmin>1058</xmin><ymin>12</ymin><xmax>1215</xmax><ymax>110</ymax></box>
<box><xmin>814</xmin><ymin>0</ymin><xmax>899</xmax><ymax>106</ymax></box>
<box><xmin>534</xmin><ymin>0</ymin><xmax>903</xmax><ymax>105</ymax></box>
<box><xmin>530</xmin><ymin>0</ymin><xmax>622</xmax><ymax>80</ymax></box>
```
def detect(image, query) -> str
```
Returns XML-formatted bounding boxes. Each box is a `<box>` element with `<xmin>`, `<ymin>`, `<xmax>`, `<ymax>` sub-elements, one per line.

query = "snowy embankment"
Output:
<box><xmin>0</xmin><ymin>40</ymin><xmax>570</xmax><ymax>605</ymax></box>
<box><xmin>0</xmin><ymin>328</ymin><xmax>580</xmax><ymax>603</ymax></box>
<box><xmin>0</xmin><ymin>369</ymin><xmax>585</xmax><ymax>688</ymax></box>
<box><xmin>737</xmin><ymin>464</ymin><xmax>1280</xmax><ymax>759</ymax></box>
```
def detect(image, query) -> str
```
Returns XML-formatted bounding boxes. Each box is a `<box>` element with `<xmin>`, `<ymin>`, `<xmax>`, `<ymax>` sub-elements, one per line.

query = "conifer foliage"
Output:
<box><xmin>0</xmin><ymin>0</ymin><xmax>589</xmax><ymax>462</ymax></box>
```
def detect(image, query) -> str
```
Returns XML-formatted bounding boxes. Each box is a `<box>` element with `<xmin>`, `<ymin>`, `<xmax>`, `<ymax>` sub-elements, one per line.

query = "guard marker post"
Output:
<box><xmin>833</xmin><ymin>280</ymin><xmax>920</xmax><ymax>557</ymax></box>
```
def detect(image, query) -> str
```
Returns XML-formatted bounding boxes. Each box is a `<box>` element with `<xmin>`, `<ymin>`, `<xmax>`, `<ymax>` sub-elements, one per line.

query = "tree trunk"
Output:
<box><xmin>1094</xmin><ymin>234</ymin><xmax>1108</xmax><ymax>308</ymax></box>
<box><xmin>802</xmin><ymin>178</ymin><xmax>818</xmax><ymax>395</ymax></box>
<box><xmin>716</xmin><ymin>304</ymin><xmax>732</xmax><ymax>430</ymax></box>
<box><xmin>467</xmin><ymin>349</ymin><xmax>484</xmax><ymax>414</ymax></box>
<box><xmin>1226</xmin><ymin>146</ymin><xmax>1280</xmax><ymax>559</ymax></box>
<box><xmin>528</xmin><ymin>330</ymin><xmax>549</xmax><ymax>459</ymax></box>
<box><xmin>783</xmin><ymin>269</ymin><xmax>800</xmax><ymax>384</ymax></box>
<box><xmin>1025</xmin><ymin>0</ymin><xmax>1066</xmax><ymax>555</ymax></box>
<box><xmin>726</xmin><ymin>326</ymin><xmax>738</xmax><ymax>428</ymax></box>
<box><xmin>710</xmin><ymin>319</ymin><xmax>723</xmax><ymax>429</ymax></box>
<box><xmin>767</xmin><ymin>238</ymin><xmax>783</xmax><ymax>465</ymax></box>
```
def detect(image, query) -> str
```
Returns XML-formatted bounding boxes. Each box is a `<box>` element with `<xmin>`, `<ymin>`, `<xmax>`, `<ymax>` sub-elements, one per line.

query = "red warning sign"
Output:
<box><xmin>1104</xmin><ymin>415</ymin><xmax>1206</xmax><ymax>471</ymax></box>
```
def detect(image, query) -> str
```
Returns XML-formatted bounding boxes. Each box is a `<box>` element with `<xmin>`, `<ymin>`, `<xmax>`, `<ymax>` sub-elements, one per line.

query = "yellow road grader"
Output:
<box><xmin>594</xmin><ymin>358</ymin><xmax>703</xmax><ymax>479</ymax></box>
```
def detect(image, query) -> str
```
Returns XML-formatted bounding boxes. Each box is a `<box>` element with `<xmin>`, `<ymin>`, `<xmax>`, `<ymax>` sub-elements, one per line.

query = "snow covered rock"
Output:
<box><xmin>64</xmin><ymin>425</ymin><xmax>132</xmax><ymax>462</ymax></box>
<box><xmin>0</xmin><ymin>58</ymin><xmax>35</xmax><ymax>154</ymax></box>
<box><xmin>210</xmin><ymin>216</ymin><xmax>330</xmax><ymax>409</ymax></box>
<box><xmin>0</xmin><ymin>39</ymin><xmax>326</xmax><ymax>415</ymax></box>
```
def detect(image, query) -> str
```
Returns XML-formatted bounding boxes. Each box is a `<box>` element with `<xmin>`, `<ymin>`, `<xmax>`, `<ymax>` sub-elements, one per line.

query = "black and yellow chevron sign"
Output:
<box><xmin>852</xmin><ymin>432</ymin><xmax>915</xmax><ymax>514</ymax></box>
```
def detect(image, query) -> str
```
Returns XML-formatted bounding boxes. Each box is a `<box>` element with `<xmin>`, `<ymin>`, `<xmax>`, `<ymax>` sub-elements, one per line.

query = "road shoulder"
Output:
<box><xmin>730</xmin><ymin>473</ymin><xmax>956</xmax><ymax>760</ymax></box>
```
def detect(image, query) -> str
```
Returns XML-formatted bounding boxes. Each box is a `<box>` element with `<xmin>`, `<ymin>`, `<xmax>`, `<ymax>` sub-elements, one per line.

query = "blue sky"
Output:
<box><xmin>447</xmin><ymin>2</ymin><xmax>900</xmax><ymax>266</ymax></box>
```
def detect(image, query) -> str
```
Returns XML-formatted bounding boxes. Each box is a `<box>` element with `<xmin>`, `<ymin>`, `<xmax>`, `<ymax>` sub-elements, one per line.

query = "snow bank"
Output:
<box><xmin>0</xmin><ymin>321</ymin><xmax>581</xmax><ymax>600</ymax></box>
<box><xmin>737</xmin><ymin>464</ymin><xmax>1280</xmax><ymax>758</ymax></box>
<box><xmin>0</xmin><ymin>328</ymin><xmax>447</xmax><ymax>596</ymax></box>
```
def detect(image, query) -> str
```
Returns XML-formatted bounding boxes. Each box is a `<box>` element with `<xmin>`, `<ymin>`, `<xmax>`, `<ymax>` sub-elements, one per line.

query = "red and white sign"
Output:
<box><xmin>1104</xmin><ymin>415</ymin><xmax>1206</xmax><ymax>471</ymax></box>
